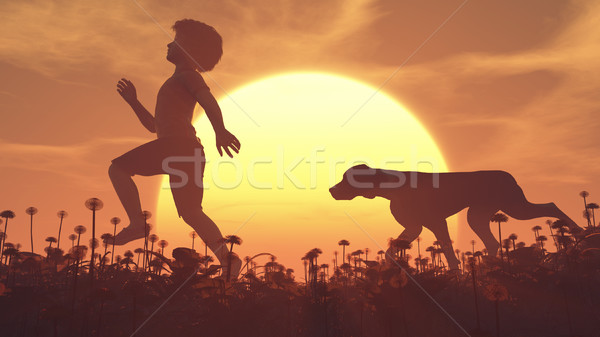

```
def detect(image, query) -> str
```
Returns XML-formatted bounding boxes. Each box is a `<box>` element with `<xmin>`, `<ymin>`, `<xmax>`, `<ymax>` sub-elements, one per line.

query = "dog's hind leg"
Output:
<box><xmin>397</xmin><ymin>224</ymin><xmax>423</xmax><ymax>242</ymax></box>
<box><xmin>430</xmin><ymin>220</ymin><xmax>460</xmax><ymax>270</ymax></box>
<box><xmin>467</xmin><ymin>206</ymin><xmax>501</xmax><ymax>257</ymax></box>
<box><xmin>502</xmin><ymin>201</ymin><xmax>581</xmax><ymax>233</ymax></box>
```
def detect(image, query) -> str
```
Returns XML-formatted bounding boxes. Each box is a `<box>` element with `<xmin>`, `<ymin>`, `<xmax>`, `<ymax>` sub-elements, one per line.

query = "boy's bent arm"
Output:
<box><xmin>178</xmin><ymin>71</ymin><xmax>240</xmax><ymax>157</ymax></box>
<box><xmin>196</xmin><ymin>90</ymin><xmax>226</xmax><ymax>133</ymax></box>
<box><xmin>196</xmin><ymin>90</ymin><xmax>240</xmax><ymax>157</ymax></box>
<box><xmin>178</xmin><ymin>72</ymin><xmax>225</xmax><ymax>132</ymax></box>
<box><xmin>117</xmin><ymin>78</ymin><xmax>156</xmax><ymax>133</ymax></box>
<box><xmin>128</xmin><ymin>100</ymin><xmax>156</xmax><ymax>133</ymax></box>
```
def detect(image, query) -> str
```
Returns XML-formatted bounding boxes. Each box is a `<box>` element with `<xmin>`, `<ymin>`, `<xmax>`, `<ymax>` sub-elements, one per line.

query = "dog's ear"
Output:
<box><xmin>346</xmin><ymin>165</ymin><xmax>377</xmax><ymax>187</ymax></box>
<box><xmin>352</xmin><ymin>164</ymin><xmax>370</xmax><ymax>170</ymax></box>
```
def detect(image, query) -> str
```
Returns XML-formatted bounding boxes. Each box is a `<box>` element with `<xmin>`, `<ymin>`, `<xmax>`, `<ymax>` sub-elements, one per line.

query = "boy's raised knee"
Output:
<box><xmin>109</xmin><ymin>162</ymin><xmax>130</xmax><ymax>178</ymax></box>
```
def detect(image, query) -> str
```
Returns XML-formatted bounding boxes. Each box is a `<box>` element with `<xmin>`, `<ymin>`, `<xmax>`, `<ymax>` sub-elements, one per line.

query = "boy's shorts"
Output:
<box><xmin>111</xmin><ymin>137</ymin><xmax>205</xmax><ymax>218</ymax></box>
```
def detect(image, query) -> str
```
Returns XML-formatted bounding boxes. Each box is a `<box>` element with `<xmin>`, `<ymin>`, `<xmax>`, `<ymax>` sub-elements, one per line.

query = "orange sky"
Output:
<box><xmin>1</xmin><ymin>0</ymin><xmax>599</xmax><ymax>274</ymax></box>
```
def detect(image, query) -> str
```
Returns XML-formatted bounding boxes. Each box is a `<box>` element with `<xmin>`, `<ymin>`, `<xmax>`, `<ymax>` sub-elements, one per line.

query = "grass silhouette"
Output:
<box><xmin>1</xmin><ymin>194</ymin><xmax>600</xmax><ymax>336</ymax></box>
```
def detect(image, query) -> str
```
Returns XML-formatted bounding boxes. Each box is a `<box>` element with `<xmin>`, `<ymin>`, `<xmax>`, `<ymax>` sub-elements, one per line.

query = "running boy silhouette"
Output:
<box><xmin>109</xmin><ymin>19</ymin><xmax>242</xmax><ymax>278</ymax></box>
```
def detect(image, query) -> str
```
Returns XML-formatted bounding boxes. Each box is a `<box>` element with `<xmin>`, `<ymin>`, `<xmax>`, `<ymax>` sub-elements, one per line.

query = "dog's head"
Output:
<box><xmin>329</xmin><ymin>164</ymin><xmax>395</xmax><ymax>200</ymax></box>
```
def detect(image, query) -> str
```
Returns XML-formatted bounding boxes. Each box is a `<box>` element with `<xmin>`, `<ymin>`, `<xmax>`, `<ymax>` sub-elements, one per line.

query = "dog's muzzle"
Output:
<box><xmin>329</xmin><ymin>184</ymin><xmax>354</xmax><ymax>200</ymax></box>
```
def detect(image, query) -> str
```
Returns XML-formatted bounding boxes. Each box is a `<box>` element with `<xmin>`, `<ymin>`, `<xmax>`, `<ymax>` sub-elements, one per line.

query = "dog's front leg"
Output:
<box><xmin>430</xmin><ymin>220</ymin><xmax>460</xmax><ymax>270</ymax></box>
<box><xmin>385</xmin><ymin>224</ymin><xmax>422</xmax><ymax>263</ymax></box>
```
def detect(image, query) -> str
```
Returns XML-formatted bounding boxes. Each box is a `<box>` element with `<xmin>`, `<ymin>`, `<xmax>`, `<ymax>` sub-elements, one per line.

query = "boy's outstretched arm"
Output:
<box><xmin>117</xmin><ymin>78</ymin><xmax>156</xmax><ymax>133</ymax></box>
<box><xmin>195</xmin><ymin>89</ymin><xmax>240</xmax><ymax>158</ymax></box>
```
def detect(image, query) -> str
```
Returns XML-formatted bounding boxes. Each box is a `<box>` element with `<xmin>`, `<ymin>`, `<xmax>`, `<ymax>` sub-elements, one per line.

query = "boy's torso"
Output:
<box><xmin>154</xmin><ymin>71</ymin><xmax>205</xmax><ymax>139</ymax></box>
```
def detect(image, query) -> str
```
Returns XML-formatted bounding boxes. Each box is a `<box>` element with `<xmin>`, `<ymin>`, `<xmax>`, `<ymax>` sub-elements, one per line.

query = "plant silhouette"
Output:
<box><xmin>25</xmin><ymin>206</ymin><xmax>38</xmax><ymax>253</ymax></box>
<box><xmin>56</xmin><ymin>210</ymin><xmax>68</xmax><ymax>250</ymax></box>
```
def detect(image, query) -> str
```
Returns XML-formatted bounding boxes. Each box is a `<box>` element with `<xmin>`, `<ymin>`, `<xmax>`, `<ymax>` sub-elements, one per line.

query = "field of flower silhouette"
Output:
<box><xmin>1</xmin><ymin>193</ymin><xmax>600</xmax><ymax>337</ymax></box>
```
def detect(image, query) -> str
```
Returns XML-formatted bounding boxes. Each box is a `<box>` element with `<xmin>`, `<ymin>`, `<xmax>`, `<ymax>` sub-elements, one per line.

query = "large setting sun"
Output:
<box><xmin>157</xmin><ymin>72</ymin><xmax>454</xmax><ymax>270</ymax></box>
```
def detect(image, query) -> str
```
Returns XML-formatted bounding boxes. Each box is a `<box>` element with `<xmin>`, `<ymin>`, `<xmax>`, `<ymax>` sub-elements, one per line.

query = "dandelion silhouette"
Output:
<box><xmin>141</xmin><ymin>210</ymin><xmax>151</xmax><ymax>271</ymax></box>
<box><xmin>580</xmin><ymin>191</ymin><xmax>591</xmax><ymax>227</ymax></box>
<box><xmin>158</xmin><ymin>239</ymin><xmax>168</xmax><ymax>255</ymax></box>
<box><xmin>0</xmin><ymin>210</ymin><xmax>15</xmax><ymax>262</ymax></box>
<box><xmin>44</xmin><ymin>236</ymin><xmax>57</xmax><ymax>256</ymax></box>
<box><xmin>491</xmin><ymin>212</ymin><xmax>509</xmax><ymax>264</ymax></box>
<box><xmin>109</xmin><ymin>217</ymin><xmax>121</xmax><ymax>265</ymax></box>
<box><xmin>56</xmin><ymin>210</ymin><xmax>68</xmax><ymax>250</ymax></box>
<box><xmin>85</xmin><ymin>197</ymin><xmax>103</xmax><ymax>287</ymax></box>
<box><xmin>25</xmin><ymin>206</ymin><xmax>38</xmax><ymax>253</ymax></box>
<box><xmin>68</xmin><ymin>233</ymin><xmax>77</xmax><ymax>248</ymax></box>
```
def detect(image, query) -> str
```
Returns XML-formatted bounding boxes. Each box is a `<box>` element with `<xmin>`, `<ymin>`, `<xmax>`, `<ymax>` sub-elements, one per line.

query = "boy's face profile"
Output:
<box><xmin>166</xmin><ymin>36</ymin><xmax>190</xmax><ymax>66</ymax></box>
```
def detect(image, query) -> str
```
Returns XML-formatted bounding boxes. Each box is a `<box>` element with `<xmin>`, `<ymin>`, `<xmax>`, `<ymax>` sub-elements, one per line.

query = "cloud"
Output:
<box><xmin>0</xmin><ymin>0</ymin><xmax>382</xmax><ymax>84</ymax></box>
<box><xmin>1</xmin><ymin>0</ymin><xmax>597</xmax><ymax>186</ymax></box>
<box><xmin>339</xmin><ymin>0</ymin><xmax>600</xmax><ymax>184</ymax></box>
<box><xmin>0</xmin><ymin>137</ymin><xmax>147</xmax><ymax>189</ymax></box>
<box><xmin>0</xmin><ymin>1</ymin><xmax>141</xmax><ymax>75</ymax></box>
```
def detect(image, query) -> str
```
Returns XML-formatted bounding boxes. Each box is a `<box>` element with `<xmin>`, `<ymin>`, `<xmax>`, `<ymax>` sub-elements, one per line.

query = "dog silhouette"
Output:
<box><xmin>329</xmin><ymin>164</ymin><xmax>581</xmax><ymax>270</ymax></box>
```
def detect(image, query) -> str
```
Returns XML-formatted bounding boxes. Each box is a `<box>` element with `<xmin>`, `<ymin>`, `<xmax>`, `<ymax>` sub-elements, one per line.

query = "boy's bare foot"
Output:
<box><xmin>111</xmin><ymin>223</ymin><xmax>146</xmax><ymax>245</ymax></box>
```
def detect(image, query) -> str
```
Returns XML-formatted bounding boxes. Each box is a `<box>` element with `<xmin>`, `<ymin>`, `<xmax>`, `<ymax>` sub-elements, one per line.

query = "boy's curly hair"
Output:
<box><xmin>172</xmin><ymin>19</ymin><xmax>222</xmax><ymax>72</ymax></box>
